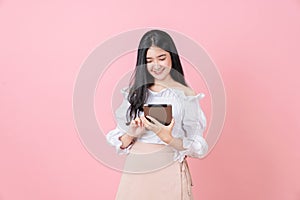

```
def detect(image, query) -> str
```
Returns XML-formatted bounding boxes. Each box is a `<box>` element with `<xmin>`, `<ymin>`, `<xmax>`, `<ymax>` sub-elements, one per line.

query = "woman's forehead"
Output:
<box><xmin>146</xmin><ymin>46</ymin><xmax>168</xmax><ymax>57</ymax></box>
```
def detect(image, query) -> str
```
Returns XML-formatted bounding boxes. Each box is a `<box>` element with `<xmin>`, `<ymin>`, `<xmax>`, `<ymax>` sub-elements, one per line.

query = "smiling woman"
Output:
<box><xmin>105</xmin><ymin>29</ymin><xmax>208</xmax><ymax>200</ymax></box>
<box><xmin>146</xmin><ymin>46</ymin><xmax>172</xmax><ymax>79</ymax></box>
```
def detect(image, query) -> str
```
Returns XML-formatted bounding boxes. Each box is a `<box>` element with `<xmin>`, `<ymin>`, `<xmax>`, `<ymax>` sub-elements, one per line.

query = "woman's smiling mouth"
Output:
<box><xmin>153</xmin><ymin>68</ymin><xmax>164</xmax><ymax>75</ymax></box>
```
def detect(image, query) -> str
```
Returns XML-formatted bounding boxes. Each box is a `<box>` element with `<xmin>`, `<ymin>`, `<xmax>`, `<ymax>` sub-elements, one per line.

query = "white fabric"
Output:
<box><xmin>106</xmin><ymin>87</ymin><xmax>208</xmax><ymax>162</ymax></box>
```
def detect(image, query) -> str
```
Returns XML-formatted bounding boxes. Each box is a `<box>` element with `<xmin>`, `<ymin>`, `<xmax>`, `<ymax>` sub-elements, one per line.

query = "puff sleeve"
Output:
<box><xmin>174</xmin><ymin>93</ymin><xmax>209</xmax><ymax>162</ymax></box>
<box><xmin>105</xmin><ymin>87</ymin><xmax>133</xmax><ymax>155</ymax></box>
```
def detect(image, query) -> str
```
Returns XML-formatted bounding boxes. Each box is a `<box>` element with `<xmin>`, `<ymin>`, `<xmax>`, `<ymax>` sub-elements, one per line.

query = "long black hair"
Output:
<box><xmin>125</xmin><ymin>29</ymin><xmax>188</xmax><ymax>125</ymax></box>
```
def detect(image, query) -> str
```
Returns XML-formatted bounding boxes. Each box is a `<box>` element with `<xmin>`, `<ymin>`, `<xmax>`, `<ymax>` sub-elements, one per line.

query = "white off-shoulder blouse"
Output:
<box><xmin>106</xmin><ymin>87</ymin><xmax>209</xmax><ymax>163</ymax></box>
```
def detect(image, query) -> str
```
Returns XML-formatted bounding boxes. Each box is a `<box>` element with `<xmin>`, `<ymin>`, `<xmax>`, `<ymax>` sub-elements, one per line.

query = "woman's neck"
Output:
<box><xmin>152</xmin><ymin>75</ymin><xmax>178</xmax><ymax>89</ymax></box>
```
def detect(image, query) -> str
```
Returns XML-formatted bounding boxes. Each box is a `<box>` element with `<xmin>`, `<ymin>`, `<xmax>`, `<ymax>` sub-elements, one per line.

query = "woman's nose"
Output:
<box><xmin>153</xmin><ymin>60</ymin><xmax>160</xmax><ymax>68</ymax></box>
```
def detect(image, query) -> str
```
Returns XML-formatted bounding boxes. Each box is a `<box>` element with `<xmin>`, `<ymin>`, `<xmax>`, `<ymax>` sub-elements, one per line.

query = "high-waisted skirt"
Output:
<box><xmin>115</xmin><ymin>141</ymin><xmax>194</xmax><ymax>200</ymax></box>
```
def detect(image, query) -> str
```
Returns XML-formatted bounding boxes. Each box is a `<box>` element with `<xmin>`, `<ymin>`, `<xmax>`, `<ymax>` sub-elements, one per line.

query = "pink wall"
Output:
<box><xmin>1</xmin><ymin>0</ymin><xmax>300</xmax><ymax>199</ymax></box>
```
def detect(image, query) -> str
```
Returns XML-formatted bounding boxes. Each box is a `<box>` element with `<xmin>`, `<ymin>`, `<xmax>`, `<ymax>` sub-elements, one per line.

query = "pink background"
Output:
<box><xmin>1</xmin><ymin>0</ymin><xmax>300</xmax><ymax>199</ymax></box>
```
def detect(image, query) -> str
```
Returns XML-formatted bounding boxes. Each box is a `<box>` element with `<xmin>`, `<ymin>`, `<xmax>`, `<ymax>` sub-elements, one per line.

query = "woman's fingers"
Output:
<box><xmin>141</xmin><ymin>116</ymin><xmax>161</xmax><ymax>133</ymax></box>
<box><xmin>130</xmin><ymin>120</ymin><xmax>136</xmax><ymax>127</ymax></box>
<box><xmin>129</xmin><ymin>116</ymin><xmax>174</xmax><ymax>139</ymax></box>
<box><xmin>140</xmin><ymin>116</ymin><xmax>148</xmax><ymax>125</ymax></box>
<box><xmin>132</xmin><ymin>116</ymin><xmax>165</xmax><ymax>131</ymax></box>
<box><xmin>134</xmin><ymin>118</ymin><xmax>139</xmax><ymax>126</ymax></box>
<box><xmin>134</xmin><ymin>117</ymin><xmax>143</xmax><ymax>127</ymax></box>
<box><xmin>168</xmin><ymin>118</ymin><xmax>175</xmax><ymax>128</ymax></box>
<box><xmin>140</xmin><ymin>116</ymin><xmax>152</xmax><ymax>129</ymax></box>
<box><xmin>145</xmin><ymin>115</ymin><xmax>161</xmax><ymax>125</ymax></box>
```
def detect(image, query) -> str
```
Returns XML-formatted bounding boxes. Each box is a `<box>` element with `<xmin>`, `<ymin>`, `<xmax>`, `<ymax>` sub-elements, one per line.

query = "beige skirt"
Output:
<box><xmin>115</xmin><ymin>141</ymin><xmax>194</xmax><ymax>200</ymax></box>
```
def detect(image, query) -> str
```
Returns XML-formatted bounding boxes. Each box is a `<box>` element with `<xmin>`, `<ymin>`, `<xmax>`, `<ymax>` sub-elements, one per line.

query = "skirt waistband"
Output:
<box><xmin>123</xmin><ymin>141</ymin><xmax>175</xmax><ymax>173</ymax></box>
<box><xmin>129</xmin><ymin>141</ymin><xmax>174</xmax><ymax>154</ymax></box>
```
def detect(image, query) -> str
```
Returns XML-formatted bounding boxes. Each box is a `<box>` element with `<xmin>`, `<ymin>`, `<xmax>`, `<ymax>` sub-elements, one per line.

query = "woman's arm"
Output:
<box><xmin>119</xmin><ymin>133</ymin><xmax>135</xmax><ymax>149</ymax></box>
<box><xmin>106</xmin><ymin>87</ymin><xmax>134</xmax><ymax>154</ymax></box>
<box><xmin>140</xmin><ymin>116</ymin><xmax>186</xmax><ymax>151</ymax></box>
<box><xmin>165</xmin><ymin>137</ymin><xmax>186</xmax><ymax>151</ymax></box>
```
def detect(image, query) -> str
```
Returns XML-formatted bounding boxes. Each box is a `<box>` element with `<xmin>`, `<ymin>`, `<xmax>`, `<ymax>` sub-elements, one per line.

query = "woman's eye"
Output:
<box><xmin>146</xmin><ymin>60</ymin><xmax>152</xmax><ymax>63</ymax></box>
<box><xmin>159</xmin><ymin>58</ymin><xmax>166</xmax><ymax>61</ymax></box>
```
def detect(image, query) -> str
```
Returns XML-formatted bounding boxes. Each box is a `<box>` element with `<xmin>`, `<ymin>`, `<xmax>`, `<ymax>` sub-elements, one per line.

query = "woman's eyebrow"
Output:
<box><xmin>157</xmin><ymin>54</ymin><xmax>166</xmax><ymax>58</ymax></box>
<box><xmin>146</xmin><ymin>54</ymin><xmax>167</xmax><ymax>59</ymax></box>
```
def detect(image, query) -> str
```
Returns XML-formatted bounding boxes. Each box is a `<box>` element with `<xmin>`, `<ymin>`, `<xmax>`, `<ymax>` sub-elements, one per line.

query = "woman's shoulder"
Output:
<box><xmin>171</xmin><ymin>82</ymin><xmax>205</xmax><ymax>101</ymax></box>
<box><xmin>172</xmin><ymin>82</ymin><xmax>196</xmax><ymax>96</ymax></box>
<box><xmin>181</xmin><ymin>86</ymin><xmax>196</xmax><ymax>96</ymax></box>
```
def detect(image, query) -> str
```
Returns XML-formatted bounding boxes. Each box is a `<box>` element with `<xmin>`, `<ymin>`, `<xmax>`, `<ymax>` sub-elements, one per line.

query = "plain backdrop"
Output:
<box><xmin>1</xmin><ymin>0</ymin><xmax>300</xmax><ymax>199</ymax></box>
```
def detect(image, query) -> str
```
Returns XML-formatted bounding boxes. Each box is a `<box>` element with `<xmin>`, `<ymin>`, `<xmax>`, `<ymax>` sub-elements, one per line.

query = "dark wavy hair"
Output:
<box><xmin>125</xmin><ymin>29</ymin><xmax>188</xmax><ymax>125</ymax></box>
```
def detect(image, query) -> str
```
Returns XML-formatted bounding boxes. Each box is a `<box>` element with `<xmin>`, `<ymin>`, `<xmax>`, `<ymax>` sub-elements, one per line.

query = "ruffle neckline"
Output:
<box><xmin>121</xmin><ymin>87</ymin><xmax>205</xmax><ymax>101</ymax></box>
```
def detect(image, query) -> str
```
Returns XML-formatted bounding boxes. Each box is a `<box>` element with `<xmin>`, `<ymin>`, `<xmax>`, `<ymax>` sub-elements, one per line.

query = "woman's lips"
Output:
<box><xmin>153</xmin><ymin>68</ymin><xmax>164</xmax><ymax>75</ymax></box>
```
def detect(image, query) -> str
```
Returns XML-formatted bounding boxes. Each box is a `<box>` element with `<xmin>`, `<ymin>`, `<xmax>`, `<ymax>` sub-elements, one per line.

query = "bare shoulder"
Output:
<box><xmin>182</xmin><ymin>86</ymin><xmax>196</xmax><ymax>96</ymax></box>
<box><xmin>174</xmin><ymin>82</ymin><xmax>196</xmax><ymax>96</ymax></box>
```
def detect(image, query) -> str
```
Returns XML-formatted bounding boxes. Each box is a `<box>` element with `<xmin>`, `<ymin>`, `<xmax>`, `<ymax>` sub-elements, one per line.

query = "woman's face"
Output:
<box><xmin>146</xmin><ymin>46</ymin><xmax>172</xmax><ymax>81</ymax></box>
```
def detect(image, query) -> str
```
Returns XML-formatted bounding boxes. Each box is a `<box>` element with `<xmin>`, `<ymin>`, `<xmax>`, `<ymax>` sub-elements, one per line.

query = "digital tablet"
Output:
<box><xmin>143</xmin><ymin>104</ymin><xmax>172</xmax><ymax>126</ymax></box>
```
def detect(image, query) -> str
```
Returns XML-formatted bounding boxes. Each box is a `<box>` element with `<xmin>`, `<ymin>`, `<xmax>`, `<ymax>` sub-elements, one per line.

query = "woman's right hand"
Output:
<box><xmin>127</xmin><ymin>117</ymin><xmax>146</xmax><ymax>138</ymax></box>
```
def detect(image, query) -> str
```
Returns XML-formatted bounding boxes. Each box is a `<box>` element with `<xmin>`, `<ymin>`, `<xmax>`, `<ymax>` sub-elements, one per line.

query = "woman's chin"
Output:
<box><xmin>152</xmin><ymin>75</ymin><xmax>167</xmax><ymax>81</ymax></box>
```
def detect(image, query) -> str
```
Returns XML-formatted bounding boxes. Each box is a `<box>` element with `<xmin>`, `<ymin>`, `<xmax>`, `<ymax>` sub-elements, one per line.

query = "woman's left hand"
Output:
<box><xmin>140</xmin><ymin>115</ymin><xmax>175</xmax><ymax>144</ymax></box>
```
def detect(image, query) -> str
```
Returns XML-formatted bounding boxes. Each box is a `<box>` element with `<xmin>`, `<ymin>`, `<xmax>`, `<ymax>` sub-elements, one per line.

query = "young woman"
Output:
<box><xmin>106</xmin><ymin>29</ymin><xmax>208</xmax><ymax>200</ymax></box>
